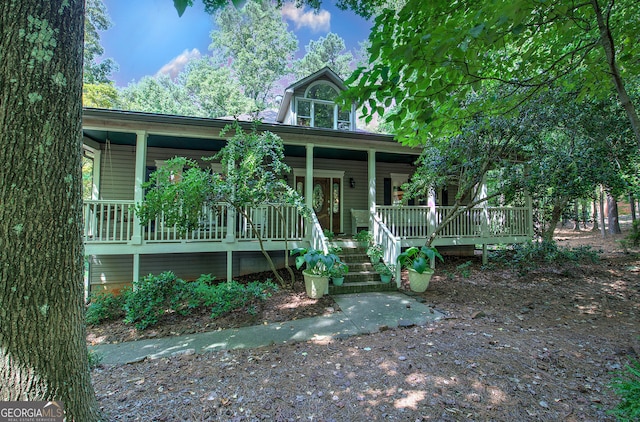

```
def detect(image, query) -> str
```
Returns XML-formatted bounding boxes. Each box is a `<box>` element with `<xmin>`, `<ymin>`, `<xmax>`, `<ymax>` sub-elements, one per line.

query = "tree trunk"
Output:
<box><xmin>607</xmin><ymin>192</ymin><xmax>622</xmax><ymax>234</ymax></box>
<box><xmin>573</xmin><ymin>201</ymin><xmax>581</xmax><ymax>231</ymax></box>
<box><xmin>592</xmin><ymin>197</ymin><xmax>599</xmax><ymax>232</ymax></box>
<box><xmin>630</xmin><ymin>193</ymin><xmax>636</xmax><ymax>221</ymax></box>
<box><xmin>542</xmin><ymin>198</ymin><xmax>568</xmax><ymax>242</ymax></box>
<box><xmin>0</xmin><ymin>2</ymin><xmax>102</xmax><ymax>420</ymax></box>
<box><xmin>591</xmin><ymin>0</ymin><xmax>640</xmax><ymax>147</ymax></box>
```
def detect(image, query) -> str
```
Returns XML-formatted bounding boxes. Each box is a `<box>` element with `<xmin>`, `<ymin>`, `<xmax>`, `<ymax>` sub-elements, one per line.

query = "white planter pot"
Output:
<box><xmin>303</xmin><ymin>271</ymin><xmax>329</xmax><ymax>298</ymax></box>
<box><xmin>408</xmin><ymin>268</ymin><xmax>434</xmax><ymax>292</ymax></box>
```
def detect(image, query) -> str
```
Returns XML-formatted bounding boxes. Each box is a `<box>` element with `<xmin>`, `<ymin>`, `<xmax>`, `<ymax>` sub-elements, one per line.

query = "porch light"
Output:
<box><xmin>350</xmin><ymin>178</ymin><xmax>355</xmax><ymax>188</ymax></box>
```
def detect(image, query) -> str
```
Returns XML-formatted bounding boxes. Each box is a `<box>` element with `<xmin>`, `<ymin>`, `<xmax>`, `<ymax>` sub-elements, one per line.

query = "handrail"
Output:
<box><xmin>309</xmin><ymin>211</ymin><xmax>329</xmax><ymax>253</ymax></box>
<box><xmin>372</xmin><ymin>211</ymin><xmax>402</xmax><ymax>287</ymax></box>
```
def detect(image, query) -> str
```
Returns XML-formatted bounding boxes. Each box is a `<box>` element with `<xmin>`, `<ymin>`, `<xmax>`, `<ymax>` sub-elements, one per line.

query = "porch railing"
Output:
<box><xmin>83</xmin><ymin>200</ymin><xmax>135</xmax><ymax>243</ymax></box>
<box><xmin>372</xmin><ymin>211</ymin><xmax>402</xmax><ymax>286</ymax></box>
<box><xmin>376</xmin><ymin>205</ymin><xmax>530</xmax><ymax>240</ymax></box>
<box><xmin>83</xmin><ymin>200</ymin><xmax>307</xmax><ymax>244</ymax></box>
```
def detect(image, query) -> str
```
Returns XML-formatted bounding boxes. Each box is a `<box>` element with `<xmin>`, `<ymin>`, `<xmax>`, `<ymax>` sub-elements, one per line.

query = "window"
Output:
<box><xmin>294</xmin><ymin>81</ymin><xmax>352</xmax><ymax>130</ymax></box>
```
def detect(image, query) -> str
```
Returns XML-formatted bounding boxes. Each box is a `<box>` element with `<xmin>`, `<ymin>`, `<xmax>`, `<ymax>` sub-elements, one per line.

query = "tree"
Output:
<box><xmin>84</xmin><ymin>0</ymin><xmax>117</xmax><ymax>84</ymax></box>
<box><xmin>83</xmin><ymin>82</ymin><xmax>119</xmax><ymax>108</ymax></box>
<box><xmin>344</xmin><ymin>0</ymin><xmax>640</xmax><ymax>147</ymax></box>
<box><xmin>119</xmin><ymin>74</ymin><xmax>199</xmax><ymax>116</ymax></box>
<box><xmin>0</xmin><ymin>1</ymin><xmax>102</xmax><ymax>420</ymax></box>
<box><xmin>295</xmin><ymin>33</ymin><xmax>354</xmax><ymax>80</ymax></box>
<box><xmin>179</xmin><ymin>58</ymin><xmax>256</xmax><ymax>118</ymax></box>
<box><xmin>210</xmin><ymin>1</ymin><xmax>298</xmax><ymax>109</ymax></box>
<box><xmin>137</xmin><ymin>123</ymin><xmax>308</xmax><ymax>286</ymax></box>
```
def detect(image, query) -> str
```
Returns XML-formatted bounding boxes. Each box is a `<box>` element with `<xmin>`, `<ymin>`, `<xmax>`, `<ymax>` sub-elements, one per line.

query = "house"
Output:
<box><xmin>82</xmin><ymin>67</ymin><xmax>532</xmax><ymax>293</ymax></box>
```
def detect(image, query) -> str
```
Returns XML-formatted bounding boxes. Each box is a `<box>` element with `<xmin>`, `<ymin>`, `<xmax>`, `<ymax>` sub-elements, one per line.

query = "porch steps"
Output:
<box><xmin>329</xmin><ymin>242</ymin><xmax>397</xmax><ymax>295</ymax></box>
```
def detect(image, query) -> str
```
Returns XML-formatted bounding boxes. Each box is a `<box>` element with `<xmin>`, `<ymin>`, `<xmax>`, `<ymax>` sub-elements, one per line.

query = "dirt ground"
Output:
<box><xmin>90</xmin><ymin>224</ymin><xmax>640</xmax><ymax>421</ymax></box>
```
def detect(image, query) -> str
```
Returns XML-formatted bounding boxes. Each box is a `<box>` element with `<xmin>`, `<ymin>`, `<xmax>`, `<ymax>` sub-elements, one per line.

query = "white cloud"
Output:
<box><xmin>156</xmin><ymin>48</ymin><xmax>201</xmax><ymax>80</ymax></box>
<box><xmin>281</xmin><ymin>3</ymin><xmax>330</xmax><ymax>33</ymax></box>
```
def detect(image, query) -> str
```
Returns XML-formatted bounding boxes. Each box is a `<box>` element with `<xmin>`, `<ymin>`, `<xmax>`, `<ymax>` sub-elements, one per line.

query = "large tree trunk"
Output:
<box><xmin>607</xmin><ymin>193</ymin><xmax>622</xmax><ymax>234</ymax></box>
<box><xmin>0</xmin><ymin>1</ymin><xmax>102</xmax><ymax>420</ymax></box>
<box><xmin>592</xmin><ymin>197</ymin><xmax>599</xmax><ymax>232</ymax></box>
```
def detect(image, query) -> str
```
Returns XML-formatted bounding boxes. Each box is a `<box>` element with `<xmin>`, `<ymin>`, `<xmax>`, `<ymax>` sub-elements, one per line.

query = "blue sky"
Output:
<box><xmin>100</xmin><ymin>0</ymin><xmax>372</xmax><ymax>87</ymax></box>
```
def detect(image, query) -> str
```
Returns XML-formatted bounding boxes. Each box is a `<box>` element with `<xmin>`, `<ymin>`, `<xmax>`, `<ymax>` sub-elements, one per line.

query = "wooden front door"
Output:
<box><xmin>296</xmin><ymin>176</ymin><xmax>341</xmax><ymax>233</ymax></box>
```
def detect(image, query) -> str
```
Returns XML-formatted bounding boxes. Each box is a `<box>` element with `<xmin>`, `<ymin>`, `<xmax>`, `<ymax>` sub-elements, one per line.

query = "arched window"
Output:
<box><xmin>295</xmin><ymin>81</ymin><xmax>352</xmax><ymax>130</ymax></box>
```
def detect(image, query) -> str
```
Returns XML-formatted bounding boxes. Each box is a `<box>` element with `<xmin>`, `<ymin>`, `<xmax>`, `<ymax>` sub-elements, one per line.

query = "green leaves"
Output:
<box><xmin>173</xmin><ymin>0</ymin><xmax>192</xmax><ymax>17</ymax></box>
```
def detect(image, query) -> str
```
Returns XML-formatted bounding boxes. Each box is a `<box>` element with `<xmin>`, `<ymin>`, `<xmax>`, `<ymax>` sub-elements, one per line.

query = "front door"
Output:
<box><xmin>296</xmin><ymin>176</ymin><xmax>341</xmax><ymax>233</ymax></box>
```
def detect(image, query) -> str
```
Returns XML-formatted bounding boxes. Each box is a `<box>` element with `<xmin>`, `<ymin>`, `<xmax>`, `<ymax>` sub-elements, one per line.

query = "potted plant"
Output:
<box><xmin>290</xmin><ymin>247</ymin><xmax>341</xmax><ymax>298</ymax></box>
<box><xmin>328</xmin><ymin>261</ymin><xmax>349</xmax><ymax>286</ymax></box>
<box><xmin>366</xmin><ymin>244</ymin><xmax>383</xmax><ymax>264</ymax></box>
<box><xmin>374</xmin><ymin>262</ymin><xmax>395</xmax><ymax>283</ymax></box>
<box><xmin>396</xmin><ymin>246</ymin><xmax>444</xmax><ymax>292</ymax></box>
<box><xmin>355</xmin><ymin>230</ymin><xmax>373</xmax><ymax>248</ymax></box>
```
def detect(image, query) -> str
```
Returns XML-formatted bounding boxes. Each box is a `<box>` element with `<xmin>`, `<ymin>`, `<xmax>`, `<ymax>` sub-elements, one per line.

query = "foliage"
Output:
<box><xmin>445</xmin><ymin>261</ymin><xmax>473</xmax><ymax>279</ymax></box>
<box><xmin>85</xmin><ymin>289</ymin><xmax>129</xmax><ymax>326</ymax></box>
<box><xmin>123</xmin><ymin>272</ymin><xmax>193</xmax><ymax>330</ymax></box>
<box><xmin>87</xmin><ymin>350</ymin><xmax>103</xmax><ymax>370</ymax></box>
<box><xmin>179</xmin><ymin>57</ymin><xmax>257</xmax><ymax>118</ymax></box>
<box><xmin>366</xmin><ymin>244</ymin><xmax>383</xmax><ymax>263</ymax></box>
<box><xmin>83</xmin><ymin>82</ymin><xmax>119</xmax><ymax>109</ymax></box>
<box><xmin>625</xmin><ymin>220</ymin><xmax>640</xmax><ymax>247</ymax></box>
<box><xmin>291</xmin><ymin>247</ymin><xmax>342</xmax><ymax>277</ymax></box>
<box><xmin>355</xmin><ymin>230</ymin><xmax>373</xmax><ymax>244</ymax></box>
<box><xmin>210</xmin><ymin>1</ymin><xmax>298</xmax><ymax>108</ymax></box>
<box><xmin>609</xmin><ymin>359</ymin><xmax>640</xmax><ymax>421</ymax></box>
<box><xmin>328</xmin><ymin>260</ymin><xmax>349</xmax><ymax>278</ymax></box>
<box><xmin>137</xmin><ymin>123</ymin><xmax>308</xmax><ymax>286</ymax></box>
<box><xmin>490</xmin><ymin>240</ymin><xmax>600</xmax><ymax>275</ymax></box>
<box><xmin>343</xmin><ymin>0</ymin><xmax>640</xmax><ymax>146</ymax></box>
<box><xmin>118</xmin><ymin>74</ymin><xmax>199</xmax><ymax>116</ymax></box>
<box><xmin>188</xmin><ymin>279</ymin><xmax>278</xmax><ymax>319</ymax></box>
<box><xmin>374</xmin><ymin>261</ymin><xmax>395</xmax><ymax>276</ymax></box>
<box><xmin>88</xmin><ymin>272</ymin><xmax>277</xmax><ymax>329</ymax></box>
<box><xmin>84</xmin><ymin>0</ymin><xmax>118</xmax><ymax>84</ymax></box>
<box><xmin>295</xmin><ymin>33</ymin><xmax>354</xmax><ymax>80</ymax></box>
<box><xmin>323</xmin><ymin>229</ymin><xmax>335</xmax><ymax>241</ymax></box>
<box><xmin>397</xmin><ymin>246</ymin><xmax>443</xmax><ymax>274</ymax></box>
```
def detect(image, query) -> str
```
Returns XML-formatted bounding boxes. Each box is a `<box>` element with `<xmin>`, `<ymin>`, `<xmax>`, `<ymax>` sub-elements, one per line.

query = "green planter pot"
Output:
<box><xmin>379</xmin><ymin>274</ymin><xmax>392</xmax><ymax>284</ymax></box>
<box><xmin>331</xmin><ymin>277</ymin><xmax>345</xmax><ymax>286</ymax></box>
<box><xmin>303</xmin><ymin>271</ymin><xmax>329</xmax><ymax>298</ymax></box>
<box><xmin>408</xmin><ymin>268</ymin><xmax>434</xmax><ymax>292</ymax></box>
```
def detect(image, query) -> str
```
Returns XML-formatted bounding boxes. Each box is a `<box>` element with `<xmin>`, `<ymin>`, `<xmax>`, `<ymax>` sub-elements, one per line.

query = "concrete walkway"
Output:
<box><xmin>90</xmin><ymin>292</ymin><xmax>443</xmax><ymax>365</ymax></box>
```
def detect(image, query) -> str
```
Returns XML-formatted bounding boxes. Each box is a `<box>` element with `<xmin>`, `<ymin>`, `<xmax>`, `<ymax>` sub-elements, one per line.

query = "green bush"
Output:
<box><xmin>625</xmin><ymin>220</ymin><xmax>640</xmax><ymax>247</ymax></box>
<box><xmin>123</xmin><ymin>271</ymin><xmax>191</xmax><ymax>330</ymax></box>
<box><xmin>121</xmin><ymin>271</ymin><xmax>278</xmax><ymax>330</ymax></box>
<box><xmin>85</xmin><ymin>289</ymin><xmax>128</xmax><ymax>325</ymax></box>
<box><xmin>609</xmin><ymin>359</ymin><xmax>640</xmax><ymax>421</ymax></box>
<box><xmin>490</xmin><ymin>240</ymin><xmax>599</xmax><ymax>275</ymax></box>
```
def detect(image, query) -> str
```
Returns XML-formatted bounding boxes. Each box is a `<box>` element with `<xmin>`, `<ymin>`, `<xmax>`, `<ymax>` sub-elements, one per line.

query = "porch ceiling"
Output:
<box><xmin>83</xmin><ymin>130</ymin><xmax>418</xmax><ymax>164</ymax></box>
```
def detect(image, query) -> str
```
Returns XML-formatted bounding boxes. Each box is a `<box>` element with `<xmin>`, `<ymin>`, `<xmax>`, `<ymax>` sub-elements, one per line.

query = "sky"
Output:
<box><xmin>100</xmin><ymin>0</ymin><xmax>373</xmax><ymax>87</ymax></box>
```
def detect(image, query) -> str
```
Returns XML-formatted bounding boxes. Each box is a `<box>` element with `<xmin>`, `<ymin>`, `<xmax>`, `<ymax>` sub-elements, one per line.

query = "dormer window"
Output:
<box><xmin>295</xmin><ymin>81</ymin><xmax>352</xmax><ymax>130</ymax></box>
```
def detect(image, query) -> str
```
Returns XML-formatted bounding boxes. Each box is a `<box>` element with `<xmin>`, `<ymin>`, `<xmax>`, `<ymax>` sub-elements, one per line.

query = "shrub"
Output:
<box><xmin>625</xmin><ymin>220</ymin><xmax>640</xmax><ymax>247</ymax></box>
<box><xmin>609</xmin><ymin>359</ymin><xmax>640</xmax><ymax>421</ymax></box>
<box><xmin>191</xmin><ymin>280</ymin><xmax>278</xmax><ymax>319</ymax></box>
<box><xmin>123</xmin><ymin>271</ymin><xmax>191</xmax><ymax>330</ymax></box>
<box><xmin>85</xmin><ymin>289</ymin><xmax>128</xmax><ymax>325</ymax></box>
<box><xmin>490</xmin><ymin>240</ymin><xmax>599</xmax><ymax>275</ymax></box>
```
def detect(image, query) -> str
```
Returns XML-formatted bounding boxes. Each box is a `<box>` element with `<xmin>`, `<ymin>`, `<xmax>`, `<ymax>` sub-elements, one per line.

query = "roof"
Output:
<box><xmin>276</xmin><ymin>67</ymin><xmax>346</xmax><ymax>123</ymax></box>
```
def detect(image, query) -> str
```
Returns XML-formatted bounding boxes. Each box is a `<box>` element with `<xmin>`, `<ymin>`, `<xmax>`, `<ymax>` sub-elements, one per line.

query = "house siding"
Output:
<box><xmin>88</xmin><ymin>254</ymin><xmax>133</xmax><ymax>293</ymax></box>
<box><xmin>99</xmin><ymin>143</ymin><xmax>135</xmax><ymax>200</ymax></box>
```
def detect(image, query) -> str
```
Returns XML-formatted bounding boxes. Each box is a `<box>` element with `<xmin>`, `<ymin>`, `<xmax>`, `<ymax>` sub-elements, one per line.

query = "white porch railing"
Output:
<box><xmin>83</xmin><ymin>200</ymin><xmax>135</xmax><ymax>243</ymax></box>
<box><xmin>310</xmin><ymin>211</ymin><xmax>329</xmax><ymax>253</ymax></box>
<box><xmin>376</xmin><ymin>205</ymin><xmax>531</xmax><ymax>240</ymax></box>
<box><xmin>83</xmin><ymin>201</ymin><xmax>307</xmax><ymax>244</ymax></box>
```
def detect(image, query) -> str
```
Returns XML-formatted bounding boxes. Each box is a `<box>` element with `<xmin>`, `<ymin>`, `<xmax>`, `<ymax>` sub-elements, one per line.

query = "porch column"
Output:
<box><xmin>305</xmin><ymin>144</ymin><xmax>314</xmax><ymax>237</ymax></box>
<box><xmin>368</xmin><ymin>149</ymin><xmax>376</xmax><ymax>228</ymax></box>
<box><xmin>132</xmin><ymin>253</ymin><xmax>140</xmax><ymax>284</ymax></box>
<box><xmin>131</xmin><ymin>130</ymin><xmax>147</xmax><ymax>245</ymax></box>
